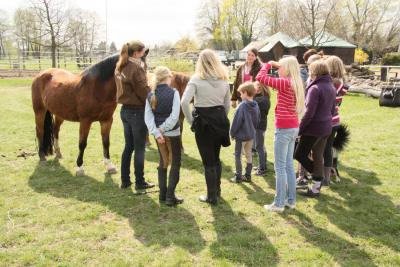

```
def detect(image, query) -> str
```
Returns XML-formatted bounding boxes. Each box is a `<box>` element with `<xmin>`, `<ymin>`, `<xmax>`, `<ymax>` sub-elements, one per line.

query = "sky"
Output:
<box><xmin>0</xmin><ymin>0</ymin><xmax>202</xmax><ymax>49</ymax></box>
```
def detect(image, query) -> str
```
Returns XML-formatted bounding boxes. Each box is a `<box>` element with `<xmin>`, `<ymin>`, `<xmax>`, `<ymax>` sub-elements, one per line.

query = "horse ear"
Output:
<box><xmin>144</xmin><ymin>48</ymin><xmax>150</xmax><ymax>57</ymax></box>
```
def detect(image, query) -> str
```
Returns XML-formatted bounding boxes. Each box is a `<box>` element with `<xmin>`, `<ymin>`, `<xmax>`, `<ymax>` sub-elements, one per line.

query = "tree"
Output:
<box><xmin>294</xmin><ymin>0</ymin><xmax>336</xmax><ymax>47</ymax></box>
<box><xmin>0</xmin><ymin>10</ymin><xmax>9</xmax><ymax>57</ymax></box>
<box><xmin>175</xmin><ymin>36</ymin><xmax>198</xmax><ymax>52</ymax></box>
<box><xmin>30</xmin><ymin>0</ymin><xmax>70</xmax><ymax>67</ymax></box>
<box><xmin>66</xmin><ymin>8</ymin><xmax>100</xmax><ymax>68</ymax></box>
<box><xmin>196</xmin><ymin>0</ymin><xmax>225</xmax><ymax>50</ymax></box>
<box><xmin>109</xmin><ymin>42</ymin><xmax>117</xmax><ymax>54</ymax></box>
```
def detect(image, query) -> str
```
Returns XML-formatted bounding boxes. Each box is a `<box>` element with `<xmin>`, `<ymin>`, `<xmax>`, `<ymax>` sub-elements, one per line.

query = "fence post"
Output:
<box><xmin>381</xmin><ymin>67</ymin><xmax>387</xmax><ymax>81</ymax></box>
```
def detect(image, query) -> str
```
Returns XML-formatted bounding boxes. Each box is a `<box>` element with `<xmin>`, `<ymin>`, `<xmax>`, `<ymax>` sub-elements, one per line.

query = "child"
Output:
<box><xmin>256</xmin><ymin>56</ymin><xmax>305</xmax><ymax>212</ymax></box>
<box><xmin>144</xmin><ymin>66</ymin><xmax>183</xmax><ymax>206</ymax></box>
<box><xmin>253</xmin><ymin>82</ymin><xmax>271</xmax><ymax>176</ymax></box>
<box><xmin>230</xmin><ymin>82</ymin><xmax>260</xmax><ymax>183</ymax></box>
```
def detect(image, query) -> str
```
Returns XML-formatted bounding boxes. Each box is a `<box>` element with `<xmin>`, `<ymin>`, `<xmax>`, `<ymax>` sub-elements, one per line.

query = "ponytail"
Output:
<box><xmin>115</xmin><ymin>40</ymin><xmax>145</xmax><ymax>74</ymax></box>
<box><xmin>115</xmin><ymin>43</ymin><xmax>129</xmax><ymax>74</ymax></box>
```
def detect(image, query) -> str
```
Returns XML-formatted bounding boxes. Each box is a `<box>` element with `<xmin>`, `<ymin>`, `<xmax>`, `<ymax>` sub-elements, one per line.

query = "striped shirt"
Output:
<box><xmin>332</xmin><ymin>79</ymin><xmax>348</xmax><ymax>126</ymax></box>
<box><xmin>256</xmin><ymin>63</ymin><xmax>299</xmax><ymax>129</ymax></box>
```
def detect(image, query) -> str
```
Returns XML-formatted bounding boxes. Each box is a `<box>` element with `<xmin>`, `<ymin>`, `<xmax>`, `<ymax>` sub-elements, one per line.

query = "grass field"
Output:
<box><xmin>0</xmin><ymin>78</ymin><xmax>399</xmax><ymax>266</ymax></box>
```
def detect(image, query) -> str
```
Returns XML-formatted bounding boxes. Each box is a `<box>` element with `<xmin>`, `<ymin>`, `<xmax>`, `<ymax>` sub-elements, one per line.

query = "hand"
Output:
<box><xmin>231</xmin><ymin>100</ymin><xmax>237</xmax><ymax>108</ymax></box>
<box><xmin>156</xmin><ymin>136</ymin><xmax>165</xmax><ymax>144</ymax></box>
<box><xmin>158</xmin><ymin>128</ymin><xmax>164</xmax><ymax>134</ymax></box>
<box><xmin>268</xmin><ymin>61</ymin><xmax>280</xmax><ymax>69</ymax></box>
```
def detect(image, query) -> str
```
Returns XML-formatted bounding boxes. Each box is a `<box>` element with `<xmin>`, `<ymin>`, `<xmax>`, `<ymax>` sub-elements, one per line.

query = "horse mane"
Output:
<box><xmin>81</xmin><ymin>54</ymin><xmax>120</xmax><ymax>82</ymax></box>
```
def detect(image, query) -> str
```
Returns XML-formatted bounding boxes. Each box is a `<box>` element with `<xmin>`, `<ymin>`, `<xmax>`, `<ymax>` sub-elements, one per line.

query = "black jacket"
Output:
<box><xmin>254</xmin><ymin>93</ymin><xmax>270</xmax><ymax>131</ymax></box>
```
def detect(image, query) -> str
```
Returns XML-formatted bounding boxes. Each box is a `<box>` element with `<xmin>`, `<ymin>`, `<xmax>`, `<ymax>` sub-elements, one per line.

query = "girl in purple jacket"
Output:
<box><xmin>294</xmin><ymin>60</ymin><xmax>336</xmax><ymax>197</ymax></box>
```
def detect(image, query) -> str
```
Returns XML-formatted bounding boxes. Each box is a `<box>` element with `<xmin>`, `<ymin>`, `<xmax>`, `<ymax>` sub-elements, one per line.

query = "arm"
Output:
<box><xmin>299</xmin><ymin>86</ymin><xmax>320</xmax><ymax>134</ymax></box>
<box><xmin>230</xmin><ymin>106</ymin><xmax>243</xmax><ymax>138</ymax></box>
<box><xmin>181</xmin><ymin>80</ymin><xmax>196</xmax><ymax>125</ymax></box>
<box><xmin>224</xmin><ymin>83</ymin><xmax>231</xmax><ymax>115</ymax></box>
<box><xmin>144</xmin><ymin>98</ymin><xmax>162</xmax><ymax>139</ymax></box>
<box><xmin>256</xmin><ymin>63</ymin><xmax>290</xmax><ymax>93</ymax></box>
<box><xmin>158</xmin><ymin>90</ymin><xmax>180</xmax><ymax>133</ymax></box>
<box><xmin>131</xmin><ymin>66</ymin><xmax>150</xmax><ymax>104</ymax></box>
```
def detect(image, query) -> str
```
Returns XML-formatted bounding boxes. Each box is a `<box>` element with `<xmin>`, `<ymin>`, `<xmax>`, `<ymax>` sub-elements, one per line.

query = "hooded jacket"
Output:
<box><xmin>230</xmin><ymin>99</ymin><xmax>260</xmax><ymax>141</ymax></box>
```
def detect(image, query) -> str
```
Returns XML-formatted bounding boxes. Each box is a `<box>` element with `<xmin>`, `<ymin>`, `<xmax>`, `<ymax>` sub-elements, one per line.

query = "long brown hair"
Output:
<box><xmin>115</xmin><ymin>40</ymin><xmax>145</xmax><ymax>74</ymax></box>
<box><xmin>248</xmin><ymin>47</ymin><xmax>262</xmax><ymax>76</ymax></box>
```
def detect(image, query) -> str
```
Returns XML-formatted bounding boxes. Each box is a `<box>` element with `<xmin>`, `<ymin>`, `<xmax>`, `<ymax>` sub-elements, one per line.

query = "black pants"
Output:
<box><xmin>294</xmin><ymin>135</ymin><xmax>328</xmax><ymax>181</ymax></box>
<box><xmin>195</xmin><ymin>130</ymin><xmax>222</xmax><ymax>168</ymax></box>
<box><xmin>120</xmin><ymin>106</ymin><xmax>147</xmax><ymax>185</ymax></box>
<box><xmin>323</xmin><ymin>125</ymin><xmax>339</xmax><ymax>168</ymax></box>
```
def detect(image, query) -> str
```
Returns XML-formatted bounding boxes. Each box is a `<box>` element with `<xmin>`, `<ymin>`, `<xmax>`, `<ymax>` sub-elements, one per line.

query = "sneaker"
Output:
<box><xmin>285</xmin><ymin>203</ymin><xmax>296</xmax><ymax>209</ymax></box>
<box><xmin>230</xmin><ymin>176</ymin><xmax>243</xmax><ymax>183</ymax></box>
<box><xmin>253</xmin><ymin>166</ymin><xmax>259</xmax><ymax>171</ymax></box>
<box><xmin>120</xmin><ymin>181</ymin><xmax>132</xmax><ymax>189</ymax></box>
<box><xmin>264</xmin><ymin>203</ymin><xmax>284</xmax><ymax>212</ymax></box>
<box><xmin>254</xmin><ymin>169</ymin><xmax>267</xmax><ymax>176</ymax></box>
<box><xmin>296</xmin><ymin>178</ymin><xmax>309</xmax><ymax>189</ymax></box>
<box><xmin>199</xmin><ymin>195</ymin><xmax>217</xmax><ymax>205</ymax></box>
<box><xmin>135</xmin><ymin>181</ymin><xmax>155</xmax><ymax>190</ymax></box>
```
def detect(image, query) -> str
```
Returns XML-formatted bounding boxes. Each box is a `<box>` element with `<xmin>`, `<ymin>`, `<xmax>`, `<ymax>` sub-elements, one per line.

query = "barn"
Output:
<box><xmin>299</xmin><ymin>31</ymin><xmax>356</xmax><ymax>65</ymax></box>
<box><xmin>240</xmin><ymin>32</ymin><xmax>304</xmax><ymax>63</ymax></box>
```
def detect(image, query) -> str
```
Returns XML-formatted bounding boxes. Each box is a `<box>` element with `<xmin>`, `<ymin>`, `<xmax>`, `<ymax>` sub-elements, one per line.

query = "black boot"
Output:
<box><xmin>216</xmin><ymin>161</ymin><xmax>222</xmax><ymax>198</ymax></box>
<box><xmin>199</xmin><ymin>166</ymin><xmax>218</xmax><ymax>205</ymax></box>
<box><xmin>158</xmin><ymin>167</ymin><xmax>167</xmax><ymax>202</ymax></box>
<box><xmin>165</xmin><ymin>166</ymin><xmax>183</xmax><ymax>206</ymax></box>
<box><xmin>243</xmin><ymin>163</ymin><xmax>252</xmax><ymax>182</ymax></box>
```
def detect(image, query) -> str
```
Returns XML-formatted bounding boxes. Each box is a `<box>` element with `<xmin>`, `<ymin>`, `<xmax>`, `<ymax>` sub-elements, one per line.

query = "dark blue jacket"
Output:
<box><xmin>230</xmin><ymin>99</ymin><xmax>260</xmax><ymax>141</ymax></box>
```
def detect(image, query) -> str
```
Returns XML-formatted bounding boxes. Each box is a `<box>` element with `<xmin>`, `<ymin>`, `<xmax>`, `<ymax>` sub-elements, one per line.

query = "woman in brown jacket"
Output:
<box><xmin>231</xmin><ymin>48</ymin><xmax>262</xmax><ymax>108</ymax></box>
<box><xmin>115</xmin><ymin>40</ymin><xmax>155</xmax><ymax>190</ymax></box>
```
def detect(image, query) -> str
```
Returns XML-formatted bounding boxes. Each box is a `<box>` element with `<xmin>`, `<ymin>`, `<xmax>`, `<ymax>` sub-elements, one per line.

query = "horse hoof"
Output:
<box><xmin>55</xmin><ymin>152</ymin><xmax>63</xmax><ymax>159</ymax></box>
<box><xmin>76</xmin><ymin>167</ymin><xmax>85</xmax><ymax>176</ymax></box>
<box><xmin>39</xmin><ymin>160</ymin><xmax>47</xmax><ymax>166</ymax></box>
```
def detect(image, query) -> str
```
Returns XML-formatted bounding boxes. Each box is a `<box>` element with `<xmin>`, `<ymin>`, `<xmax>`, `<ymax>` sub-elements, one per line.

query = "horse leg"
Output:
<box><xmin>100</xmin><ymin>118</ymin><xmax>117</xmax><ymax>174</ymax></box>
<box><xmin>54</xmin><ymin>116</ymin><xmax>64</xmax><ymax>159</ymax></box>
<box><xmin>34</xmin><ymin>111</ymin><xmax>47</xmax><ymax>162</ymax></box>
<box><xmin>76</xmin><ymin>120</ymin><xmax>92</xmax><ymax>176</ymax></box>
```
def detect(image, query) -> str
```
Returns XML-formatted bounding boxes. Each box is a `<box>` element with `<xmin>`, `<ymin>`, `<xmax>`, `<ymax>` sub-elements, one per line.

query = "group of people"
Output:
<box><xmin>114</xmin><ymin>40</ymin><xmax>348</xmax><ymax>211</ymax></box>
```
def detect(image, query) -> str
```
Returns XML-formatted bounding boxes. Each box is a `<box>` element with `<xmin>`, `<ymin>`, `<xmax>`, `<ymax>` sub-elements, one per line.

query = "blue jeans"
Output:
<box><xmin>120</xmin><ymin>107</ymin><xmax>148</xmax><ymax>185</ymax></box>
<box><xmin>273</xmin><ymin>128</ymin><xmax>299</xmax><ymax>207</ymax></box>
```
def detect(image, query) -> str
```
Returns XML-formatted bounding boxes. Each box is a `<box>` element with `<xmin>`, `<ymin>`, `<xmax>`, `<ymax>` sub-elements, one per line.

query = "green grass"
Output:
<box><xmin>0</xmin><ymin>78</ymin><xmax>399</xmax><ymax>266</ymax></box>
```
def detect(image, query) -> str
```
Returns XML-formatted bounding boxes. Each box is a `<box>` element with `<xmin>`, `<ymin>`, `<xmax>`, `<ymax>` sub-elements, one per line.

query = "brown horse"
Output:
<box><xmin>32</xmin><ymin>51</ymin><xmax>149</xmax><ymax>176</ymax></box>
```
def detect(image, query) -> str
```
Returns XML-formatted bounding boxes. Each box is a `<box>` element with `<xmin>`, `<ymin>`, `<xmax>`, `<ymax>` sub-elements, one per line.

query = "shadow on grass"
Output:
<box><xmin>314</xmin><ymin>164</ymin><xmax>400</xmax><ymax>253</ymax></box>
<box><xmin>281</xmin><ymin>210</ymin><xmax>378</xmax><ymax>266</ymax></box>
<box><xmin>28</xmin><ymin>160</ymin><xmax>205</xmax><ymax>254</ymax></box>
<box><xmin>210</xmin><ymin>198</ymin><xmax>279</xmax><ymax>266</ymax></box>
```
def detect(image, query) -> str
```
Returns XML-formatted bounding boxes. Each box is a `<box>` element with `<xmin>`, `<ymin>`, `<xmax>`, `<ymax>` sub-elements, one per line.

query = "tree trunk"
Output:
<box><xmin>51</xmin><ymin>36</ymin><xmax>56</xmax><ymax>68</ymax></box>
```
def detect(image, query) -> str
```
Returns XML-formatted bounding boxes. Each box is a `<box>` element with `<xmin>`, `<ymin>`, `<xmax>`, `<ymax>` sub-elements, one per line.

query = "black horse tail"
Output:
<box><xmin>43</xmin><ymin>110</ymin><xmax>54</xmax><ymax>156</ymax></box>
<box><xmin>333</xmin><ymin>124</ymin><xmax>350</xmax><ymax>152</ymax></box>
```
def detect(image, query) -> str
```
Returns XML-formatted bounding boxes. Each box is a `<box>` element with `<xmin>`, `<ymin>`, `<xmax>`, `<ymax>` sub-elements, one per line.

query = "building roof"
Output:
<box><xmin>241</xmin><ymin>40</ymin><xmax>269</xmax><ymax>52</ymax></box>
<box><xmin>299</xmin><ymin>31</ymin><xmax>356</xmax><ymax>48</ymax></box>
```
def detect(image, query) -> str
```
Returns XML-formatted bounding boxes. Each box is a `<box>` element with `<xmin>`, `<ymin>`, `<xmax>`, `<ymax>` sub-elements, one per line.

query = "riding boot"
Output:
<box><xmin>216</xmin><ymin>161</ymin><xmax>222</xmax><ymax>198</ymax></box>
<box><xmin>244</xmin><ymin>163</ymin><xmax>252</xmax><ymax>182</ymax></box>
<box><xmin>165</xmin><ymin>166</ymin><xmax>183</xmax><ymax>206</ymax></box>
<box><xmin>158</xmin><ymin>167</ymin><xmax>167</xmax><ymax>202</ymax></box>
<box><xmin>199</xmin><ymin>166</ymin><xmax>218</xmax><ymax>205</ymax></box>
<box><xmin>322</xmin><ymin>167</ymin><xmax>331</xmax><ymax>186</ymax></box>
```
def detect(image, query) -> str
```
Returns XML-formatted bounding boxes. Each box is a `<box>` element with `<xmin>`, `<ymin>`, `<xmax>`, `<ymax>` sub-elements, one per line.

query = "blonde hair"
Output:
<box><xmin>149</xmin><ymin>66</ymin><xmax>173</xmax><ymax>110</ymax></box>
<box><xmin>195</xmin><ymin>49</ymin><xmax>229</xmax><ymax>81</ymax></box>
<box><xmin>278</xmin><ymin>56</ymin><xmax>305</xmax><ymax>116</ymax></box>
<box><xmin>115</xmin><ymin>40</ymin><xmax>145</xmax><ymax>74</ymax></box>
<box><xmin>238</xmin><ymin>81</ymin><xmax>256</xmax><ymax>97</ymax></box>
<box><xmin>308</xmin><ymin>60</ymin><xmax>330</xmax><ymax>78</ymax></box>
<box><xmin>307</xmin><ymin>54</ymin><xmax>323</xmax><ymax>65</ymax></box>
<box><xmin>325</xmin><ymin>55</ymin><xmax>346</xmax><ymax>80</ymax></box>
